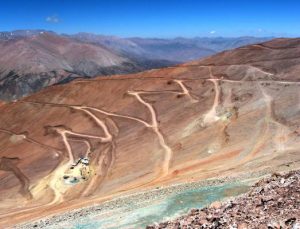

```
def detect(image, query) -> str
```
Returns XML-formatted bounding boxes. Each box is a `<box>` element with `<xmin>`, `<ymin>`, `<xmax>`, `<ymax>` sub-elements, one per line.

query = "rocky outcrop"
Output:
<box><xmin>147</xmin><ymin>170</ymin><xmax>300</xmax><ymax>229</ymax></box>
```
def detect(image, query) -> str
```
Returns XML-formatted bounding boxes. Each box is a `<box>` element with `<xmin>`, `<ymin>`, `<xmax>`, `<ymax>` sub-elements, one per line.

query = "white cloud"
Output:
<box><xmin>46</xmin><ymin>15</ymin><xmax>60</xmax><ymax>23</ymax></box>
<box><xmin>210</xmin><ymin>30</ymin><xmax>216</xmax><ymax>34</ymax></box>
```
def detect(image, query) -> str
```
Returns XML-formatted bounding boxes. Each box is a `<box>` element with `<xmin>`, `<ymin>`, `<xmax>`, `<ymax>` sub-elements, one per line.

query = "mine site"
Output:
<box><xmin>0</xmin><ymin>1</ymin><xmax>300</xmax><ymax>228</ymax></box>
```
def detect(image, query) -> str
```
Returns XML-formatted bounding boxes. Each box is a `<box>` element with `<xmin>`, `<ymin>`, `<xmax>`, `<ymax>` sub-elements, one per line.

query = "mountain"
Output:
<box><xmin>0</xmin><ymin>38</ymin><xmax>299</xmax><ymax>228</ymax></box>
<box><xmin>0</xmin><ymin>32</ymin><xmax>133</xmax><ymax>101</ymax></box>
<box><xmin>0</xmin><ymin>29</ymin><xmax>53</xmax><ymax>39</ymax></box>
<box><xmin>127</xmin><ymin>36</ymin><xmax>273</xmax><ymax>62</ymax></box>
<box><xmin>70</xmin><ymin>33</ymin><xmax>215</xmax><ymax>62</ymax></box>
<box><xmin>0</xmin><ymin>30</ymin><xmax>271</xmax><ymax>101</ymax></box>
<box><xmin>71</xmin><ymin>33</ymin><xmax>272</xmax><ymax>62</ymax></box>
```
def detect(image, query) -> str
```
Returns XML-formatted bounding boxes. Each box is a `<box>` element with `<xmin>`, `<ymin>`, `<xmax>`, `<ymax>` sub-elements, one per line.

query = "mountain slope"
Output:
<box><xmin>72</xmin><ymin>33</ymin><xmax>272</xmax><ymax>62</ymax></box>
<box><xmin>0</xmin><ymin>38</ymin><xmax>299</xmax><ymax>228</ymax></box>
<box><xmin>0</xmin><ymin>31</ymin><xmax>271</xmax><ymax>101</ymax></box>
<box><xmin>0</xmin><ymin>32</ymin><xmax>140</xmax><ymax>101</ymax></box>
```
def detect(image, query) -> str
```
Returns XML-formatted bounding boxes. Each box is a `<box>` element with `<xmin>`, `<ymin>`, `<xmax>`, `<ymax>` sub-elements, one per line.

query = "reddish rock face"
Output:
<box><xmin>238</xmin><ymin>223</ymin><xmax>248</xmax><ymax>229</ymax></box>
<box><xmin>209</xmin><ymin>201</ymin><xmax>222</xmax><ymax>209</ymax></box>
<box><xmin>0</xmin><ymin>38</ymin><xmax>300</xmax><ymax>227</ymax></box>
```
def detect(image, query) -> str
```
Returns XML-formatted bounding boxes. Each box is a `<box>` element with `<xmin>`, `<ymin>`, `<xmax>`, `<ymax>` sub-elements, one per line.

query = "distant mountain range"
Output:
<box><xmin>0</xmin><ymin>30</ymin><xmax>272</xmax><ymax>100</ymax></box>
<box><xmin>68</xmin><ymin>33</ymin><xmax>272</xmax><ymax>62</ymax></box>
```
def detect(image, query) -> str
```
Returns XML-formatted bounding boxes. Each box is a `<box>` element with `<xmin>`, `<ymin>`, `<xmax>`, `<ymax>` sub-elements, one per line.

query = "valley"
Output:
<box><xmin>0</xmin><ymin>38</ymin><xmax>299</xmax><ymax>228</ymax></box>
<box><xmin>0</xmin><ymin>30</ymin><xmax>271</xmax><ymax>101</ymax></box>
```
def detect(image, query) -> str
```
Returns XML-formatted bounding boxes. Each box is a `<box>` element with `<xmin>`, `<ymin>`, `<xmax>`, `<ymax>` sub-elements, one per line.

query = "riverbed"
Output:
<box><xmin>54</xmin><ymin>182</ymin><xmax>250</xmax><ymax>229</ymax></box>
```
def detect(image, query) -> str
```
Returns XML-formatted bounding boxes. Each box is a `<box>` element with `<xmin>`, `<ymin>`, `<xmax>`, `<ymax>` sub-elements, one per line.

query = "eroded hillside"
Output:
<box><xmin>0</xmin><ymin>38</ymin><xmax>300</xmax><ymax>227</ymax></box>
<box><xmin>0</xmin><ymin>30</ymin><xmax>271</xmax><ymax>101</ymax></box>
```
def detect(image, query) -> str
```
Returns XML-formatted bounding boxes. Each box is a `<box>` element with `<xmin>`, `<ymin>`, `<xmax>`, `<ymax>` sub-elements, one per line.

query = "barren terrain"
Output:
<box><xmin>148</xmin><ymin>170</ymin><xmax>300</xmax><ymax>228</ymax></box>
<box><xmin>0</xmin><ymin>30</ymin><xmax>270</xmax><ymax>101</ymax></box>
<box><xmin>0</xmin><ymin>38</ymin><xmax>299</xmax><ymax>228</ymax></box>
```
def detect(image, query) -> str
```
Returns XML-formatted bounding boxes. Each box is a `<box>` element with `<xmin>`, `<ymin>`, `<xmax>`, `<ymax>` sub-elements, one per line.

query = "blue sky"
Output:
<box><xmin>1</xmin><ymin>0</ymin><xmax>300</xmax><ymax>37</ymax></box>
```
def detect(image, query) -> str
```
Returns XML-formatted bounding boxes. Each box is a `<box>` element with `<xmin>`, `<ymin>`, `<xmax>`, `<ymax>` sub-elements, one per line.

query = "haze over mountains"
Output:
<box><xmin>70</xmin><ymin>33</ymin><xmax>271</xmax><ymax>62</ymax></box>
<box><xmin>0</xmin><ymin>30</ymin><xmax>271</xmax><ymax>100</ymax></box>
<box><xmin>0</xmin><ymin>38</ymin><xmax>299</xmax><ymax>228</ymax></box>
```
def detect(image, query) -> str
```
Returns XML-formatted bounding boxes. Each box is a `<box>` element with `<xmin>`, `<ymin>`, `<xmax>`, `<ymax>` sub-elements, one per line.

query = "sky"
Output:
<box><xmin>1</xmin><ymin>0</ymin><xmax>300</xmax><ymax>38</ymax></box>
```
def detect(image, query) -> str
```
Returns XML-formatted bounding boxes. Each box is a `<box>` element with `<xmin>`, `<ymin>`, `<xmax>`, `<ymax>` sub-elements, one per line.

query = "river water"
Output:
<box><xmin>57</xmin><ymin>182</ymin><xmax>250</xmax><ymax>229</ymax></box>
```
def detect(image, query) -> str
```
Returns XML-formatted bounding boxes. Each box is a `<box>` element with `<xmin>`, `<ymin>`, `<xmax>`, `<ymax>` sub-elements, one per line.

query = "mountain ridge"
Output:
<box><xmin>0</xmin><ymin>30</ymin><xmax>272</xmax><ymax>101</ymax></box>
